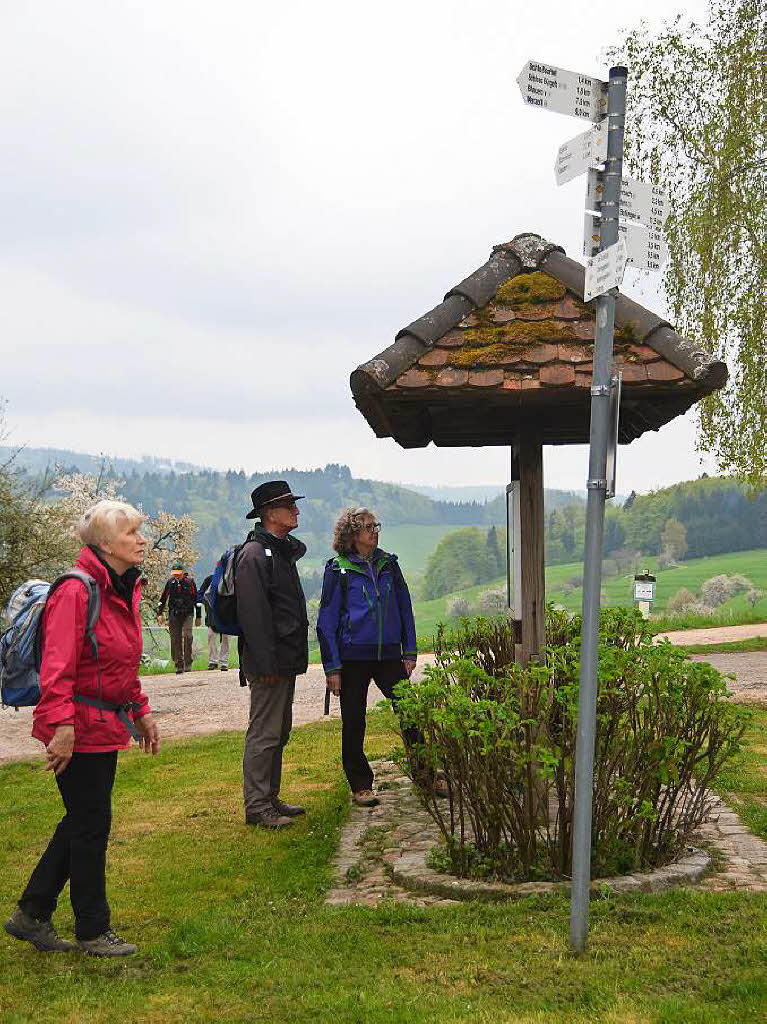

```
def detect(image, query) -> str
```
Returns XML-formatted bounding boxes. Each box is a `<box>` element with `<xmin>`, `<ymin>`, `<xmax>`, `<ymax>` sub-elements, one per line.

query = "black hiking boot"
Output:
<box><xmin>4</xmin><ymin>907</ymin><xmax>75</xmax><ymax>952</ymax></box>
<box><xmin>272</xmin><ymin>797</ymin><xmax>305</xmax><ymax>817</ymax></box>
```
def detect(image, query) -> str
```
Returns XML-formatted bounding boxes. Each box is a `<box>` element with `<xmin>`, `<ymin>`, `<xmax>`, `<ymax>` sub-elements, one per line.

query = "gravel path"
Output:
<box><xmin>656</xmin><ymin>623</ymin><xmax>766</xmax><ymax>645</ymax></box>
<box><xmin>2</xmin><ymin>648</ymin><xmax>763</xmax><ymax>765</ymax></box>
<box><xmin>0</xmin><ymin>658</ymin><xmax>436</xmax><ymax>765</ymax></box>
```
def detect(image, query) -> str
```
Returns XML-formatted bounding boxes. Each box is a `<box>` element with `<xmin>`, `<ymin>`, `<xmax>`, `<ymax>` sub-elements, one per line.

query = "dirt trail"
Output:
<box><xmin>655</xmin><ymin>622</ymin><xmax>766</xmax><ymax>645</ymax></box>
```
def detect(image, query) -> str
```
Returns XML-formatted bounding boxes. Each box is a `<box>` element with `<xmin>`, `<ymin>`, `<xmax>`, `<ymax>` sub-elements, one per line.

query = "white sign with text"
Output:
<box><xmin>583</xmin><ymin>237</ymin><xmax>627</xmax><ymax>302</ymax></box>
<box><xmin>517</xmin><ymin>61</ymin><xmax>607</xmax><ymax>121</ymax></box>
<box><xmin>584</xmin><ymin>213</ymin><xmax>668</xmax><ymax>272</ymax></box>
<box><xmin>554</xmin><ymin>123</ymin><xmax>607</xmax><ymax>185</ymax></box>
<box><xmin>585</xmin><ymin>169</ymin><xmax>669</xmax><ymax>231</ymax></box>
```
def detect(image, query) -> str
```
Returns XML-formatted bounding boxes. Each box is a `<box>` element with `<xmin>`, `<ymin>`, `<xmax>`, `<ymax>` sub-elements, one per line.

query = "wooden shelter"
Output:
<box><xmin>350</xmin><ymin>233</ymin><xmax>728</xmax><ymax>664</ymax></box>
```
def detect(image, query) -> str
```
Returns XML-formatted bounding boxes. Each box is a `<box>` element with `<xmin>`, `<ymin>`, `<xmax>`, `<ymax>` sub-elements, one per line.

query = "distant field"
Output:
<box><xmin>413</xmin><ymin>548</ymin><xmax>767</xmax><ymax>645</ymax></box>
<box><xmin>380</xmin><ymin>523</ymin><xmax>477</xmax><ymax>574</ymax></box>
<box><xmin>299</xmin><ymin>522</ymin><xmax>483</xmax><ymax>575</ymax></box>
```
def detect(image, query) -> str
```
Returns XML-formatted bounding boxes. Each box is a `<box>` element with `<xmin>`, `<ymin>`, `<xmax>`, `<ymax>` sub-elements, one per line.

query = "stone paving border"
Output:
<box><xmin>392</xmin><ymin>846</ymin><xmax>710</xmax><ymax>901</ymax></box>
<box><xmin>326</xmin><ymin>760</ymin><xmax>767</xmax><ymax>906</ymax></box>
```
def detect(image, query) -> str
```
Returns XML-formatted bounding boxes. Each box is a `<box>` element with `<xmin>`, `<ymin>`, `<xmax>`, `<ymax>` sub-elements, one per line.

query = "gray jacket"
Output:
<box><xmin>235</xmin><ymin>526</ymin><xmax>309</xmax><ymax>680</ymax></box>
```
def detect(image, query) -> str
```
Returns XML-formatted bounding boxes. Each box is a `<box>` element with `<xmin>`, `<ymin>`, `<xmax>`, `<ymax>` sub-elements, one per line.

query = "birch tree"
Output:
<box><xmin>609</xmin><ymin>0</ymin><xmax>765</xmax><ymax>489</ymax></box>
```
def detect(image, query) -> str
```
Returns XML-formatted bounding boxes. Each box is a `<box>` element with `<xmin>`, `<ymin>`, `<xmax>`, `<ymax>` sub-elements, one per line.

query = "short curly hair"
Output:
<box><xmin>332</xmin><ymin>507</ymin><xmax>377</xmax><ymax>556</ymax></box>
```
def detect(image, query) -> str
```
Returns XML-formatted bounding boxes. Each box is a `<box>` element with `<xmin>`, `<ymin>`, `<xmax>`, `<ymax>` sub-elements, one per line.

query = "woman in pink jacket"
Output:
<box><xmin>4</xmin><ymin>500</ymin><xmax>159</xmax><ymax>957</ymax></box>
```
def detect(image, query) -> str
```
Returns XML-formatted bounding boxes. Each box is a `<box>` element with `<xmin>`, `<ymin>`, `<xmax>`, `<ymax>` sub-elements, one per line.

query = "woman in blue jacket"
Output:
<box><xmin>317</xmin><ymin>507</ymin><xmax>420</xmax><ymax>806</ymax></box>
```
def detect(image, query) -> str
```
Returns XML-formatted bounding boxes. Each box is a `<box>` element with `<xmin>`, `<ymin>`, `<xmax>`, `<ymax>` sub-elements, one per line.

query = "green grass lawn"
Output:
<box><xmin>1</xmin><ymin>709</ymin><xmax>765</xmax><ymax>1023</ymax></box>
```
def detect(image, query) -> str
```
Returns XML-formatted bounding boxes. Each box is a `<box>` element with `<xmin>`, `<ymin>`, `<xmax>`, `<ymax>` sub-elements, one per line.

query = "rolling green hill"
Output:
<box><xmin>411</xmin><ymin>548</ymin><xmax>767</xmax><ymax>644</ymax></box>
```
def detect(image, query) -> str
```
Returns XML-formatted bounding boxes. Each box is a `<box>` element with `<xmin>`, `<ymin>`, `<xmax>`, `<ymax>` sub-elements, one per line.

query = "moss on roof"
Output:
<box><xmin>462</xmin><ymin>321</ymin><xmax>580</xmax><ymax>345</ymax></box>
<box><xmin>493</xmin><ymin>271</ymin><xmax>567</xmax><ymax>307</ymax></box>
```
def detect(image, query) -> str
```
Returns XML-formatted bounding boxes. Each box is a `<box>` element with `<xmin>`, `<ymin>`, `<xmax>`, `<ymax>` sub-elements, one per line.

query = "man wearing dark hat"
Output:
<box><xmin>236</xmin><ymin>481</ymin><xmax>309</xmax><ymax>829</ymax></box>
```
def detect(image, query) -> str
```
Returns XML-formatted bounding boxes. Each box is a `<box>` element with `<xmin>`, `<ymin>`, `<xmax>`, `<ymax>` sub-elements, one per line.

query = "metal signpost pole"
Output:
<box><xmin>569</xmin><ymin>65</ymin><xmax>627</xmax><ymax>954</ymax></box>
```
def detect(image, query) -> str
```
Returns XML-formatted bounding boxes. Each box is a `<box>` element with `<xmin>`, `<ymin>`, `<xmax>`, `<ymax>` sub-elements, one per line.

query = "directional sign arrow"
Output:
<box><xmin>517</xmin><ymin>61</ymin><xmax>608</xmax><ymax>122</ymax></box>
<box><xmin>554</xmin><ymin>123</ymin><xmax>607</xmax><ymax>185</ymax></box>
<box><xmin>585</xmin><ymin>169</ymin><xmax>669</xmax><ymax>232</ymax></box>
<box><xmin>583</xmin><ymin>238</ymin><xmax>627</xmax><ymax>302</ymax></box>
<box><xmin>584</xmin><ymin>212</ymin><xmax>668</xmax><ymax>272</ymax></box>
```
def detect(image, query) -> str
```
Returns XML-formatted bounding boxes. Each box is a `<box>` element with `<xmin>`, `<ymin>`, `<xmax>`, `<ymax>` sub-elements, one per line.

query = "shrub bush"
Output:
<box><xmin>700</xmin><ymin>573</ymin><xmax>752</xmax><ymax>607</ymax></box>
<box><xmin>478</xmin><ymin>588</ymin><xmax>507</xmax><ymax>614</ymax></box>
<box><xmin>395</xmin><ymin>607</ymin><xmax>747</xmax><ymax>883</ymax></box>
<box><xmin>666</xmin><ymin>587</ymin><xmax>697</xmax><ymax>614</ymax></box>
<box><xmin>446</xmin><ymin>595</ymin><xmax>470</xmax><ymax>619</ymax></box>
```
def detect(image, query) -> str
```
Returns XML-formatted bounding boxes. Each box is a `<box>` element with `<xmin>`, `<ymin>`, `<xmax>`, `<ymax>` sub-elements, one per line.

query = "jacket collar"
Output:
<box><xmin>250</xmin><ymin>525</ymin><xmax>306</xmax><ymax>563</ymax></box>
<box><xmin>78</xmin><ymin>545</ymin><xmax>144</xmax><ymax>600</ymax></box>
<box><xmin>336</xmin><ymin>548</ymin><xmax>394</xmax><ymax>574</ymax></box>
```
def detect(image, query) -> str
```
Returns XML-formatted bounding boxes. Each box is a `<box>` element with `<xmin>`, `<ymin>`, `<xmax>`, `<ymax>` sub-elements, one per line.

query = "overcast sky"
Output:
<box><xmin>1</xmin><ymin>0</ymin><xmax>717</xmax><ymax>493</ymax></box>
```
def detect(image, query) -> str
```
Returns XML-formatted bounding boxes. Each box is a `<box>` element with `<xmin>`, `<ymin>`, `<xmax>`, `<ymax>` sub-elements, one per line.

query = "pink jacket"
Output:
<box><xmin>32</xmin><ymin>546</ymin><xmax>151</xmax><ymax>753</ymax></box>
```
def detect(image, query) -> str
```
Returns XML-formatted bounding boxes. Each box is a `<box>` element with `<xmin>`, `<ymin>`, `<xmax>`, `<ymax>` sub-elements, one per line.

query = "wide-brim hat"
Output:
<box><xmin>246</xmin><ymin>480</ymin><xmax>305</xmax><ymax>519</ymax></box>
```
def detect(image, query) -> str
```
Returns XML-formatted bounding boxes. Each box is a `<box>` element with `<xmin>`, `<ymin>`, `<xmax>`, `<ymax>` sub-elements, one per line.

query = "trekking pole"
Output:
<box><xmin>324</xmin><ymin>685</ymin><xmax>330</xmax><ymax>716</ymax></box>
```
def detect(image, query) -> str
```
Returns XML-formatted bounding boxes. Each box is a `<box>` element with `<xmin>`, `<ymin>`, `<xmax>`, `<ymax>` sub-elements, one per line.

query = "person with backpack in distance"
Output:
<box><xmin>156</xmin><ymin>561</ymin><xmax>201</xmax><ymax>673</ymax></box>
<box><xmin>4</xmin><ymin>499</ymin><xmax>159</xmax><ymax>957</ymax></box>
<box><xmin>316</xmin><ymin>507</ymin><xmax>447</xmax><ymax>807</ymax></box>
<box><xmin>198</xmin><ymin>573</ymin><xmax>230</xmax><ymax>671</ymax></box>
<box><xmin>236</xmin><ymin>481</ymin><xmax>309</xmax><ymax>829</ymax></box>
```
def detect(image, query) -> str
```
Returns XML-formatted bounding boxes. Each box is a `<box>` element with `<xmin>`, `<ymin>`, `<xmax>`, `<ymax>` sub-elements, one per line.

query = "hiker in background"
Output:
<box><xmin>156</xmin><ymin>562</ymin><xmax>201</xmax><ymax>673</ymax></box>
<box><xmin>237</xmin><ymin>481</ymin><xmax>309</xmax><ymax>829</ymax></box>
<box><xmin>198</xmin><ymin>573</ymin><xmax>230</xmax><ymax>671</ymax></box>
<box><xmin>4</xmin><ymin>499</ymin><xmax>159</xmax><ymax>958</ymax></box>
<box><xmin>317</xmin><ymin>507</ymin><xmax>447</xmax><ymax>806</ymax></box>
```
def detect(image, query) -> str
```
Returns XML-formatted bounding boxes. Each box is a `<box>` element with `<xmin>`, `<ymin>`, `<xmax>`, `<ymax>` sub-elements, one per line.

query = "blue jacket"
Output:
<box><xmin>316</xmin><ymin>549</ymin><xmax>417</xmax><ymax>672</ymax></box>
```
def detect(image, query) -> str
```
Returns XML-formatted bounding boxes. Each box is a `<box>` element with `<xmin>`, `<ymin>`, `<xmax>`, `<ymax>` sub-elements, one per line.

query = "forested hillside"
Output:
<box><xmin>421</xmin><ymin>476</ymin><xmax>765</xmax><ymax>598</ymax></box>
<box><xmin>9</xmin><ymin>446</ymin><xmax>761</xmax><ymax>602</ymax></box>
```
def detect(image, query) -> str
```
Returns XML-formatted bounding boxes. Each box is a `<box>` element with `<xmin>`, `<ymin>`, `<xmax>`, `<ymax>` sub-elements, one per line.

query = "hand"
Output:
<box><xmin>156</xmin><ymin>615</ymin><xmax>164</xmax><ymax>626</ymax></box>
<box><xmin>326</xmin><ymin>672</ymin><xmax>341</xmax><ymax>696</ymax></box>
<box><xmin>403</xmin><ymin>659</ymin><xmax>416</xmax><ymax>678</ymax></box>
<box><xmin>45</xmin><ymin>725</ymin><xmax>75</xmax><ymax>776</ymax></box>
<box><xmin>256</xmin><ymin>674</ymin><xmax>283</xmax><ymax>685</ymax></box>
<box><xmin>135</xmin><ymin>713</ymin><xmax>160</xmax><ymax>755</ymax></box>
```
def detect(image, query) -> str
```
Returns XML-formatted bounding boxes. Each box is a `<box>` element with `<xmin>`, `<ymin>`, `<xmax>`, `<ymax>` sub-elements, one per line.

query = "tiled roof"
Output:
<box><xmin>350</xmin><ymin>233</ymin><xmax>728</xmax><ymax>448</ymax></box>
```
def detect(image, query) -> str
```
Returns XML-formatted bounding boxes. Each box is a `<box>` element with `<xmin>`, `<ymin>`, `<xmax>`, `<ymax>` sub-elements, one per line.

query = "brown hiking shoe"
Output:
<box><xmin>4</xmin><ymin>907</ymin><xmax>76</xmax><ymax>952</ymax></box>
<box><xmin>352</xmin><ymin>790</ymin><xmax>380</xmax><ymax>807</ymax></box>
<box><xmin>272</xmin><ymin>797</ymin><xmax>306</xmax><ymax>817</ymax></box>
<box><xmin>246</xmin><ymin>808</ymin><xmax>294</xmax><ymax>829</ymax></box>
<box><xmin>78</xmin><ymin>930</ymin><xmax>137</xmax><ymax>957</ymax></box>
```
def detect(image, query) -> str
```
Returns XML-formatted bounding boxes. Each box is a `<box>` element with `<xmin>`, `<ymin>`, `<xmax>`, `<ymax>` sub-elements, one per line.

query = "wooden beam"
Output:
<box><xmin>515</xmin><ymin>433</ymin><xmax>545</xmax><ymax>665</ymax></box>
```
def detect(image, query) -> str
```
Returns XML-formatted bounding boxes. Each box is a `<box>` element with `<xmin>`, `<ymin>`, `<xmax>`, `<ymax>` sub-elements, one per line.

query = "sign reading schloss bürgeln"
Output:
<box><xmin>517</xmin><ymin>61</ymin><xmax>607</xmax><ymax>121</ymax></box>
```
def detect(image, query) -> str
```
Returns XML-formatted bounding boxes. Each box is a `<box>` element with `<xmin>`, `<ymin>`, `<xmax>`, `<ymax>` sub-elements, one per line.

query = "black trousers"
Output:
<box><xmin>339</xmin><ymin>659</ymin><xmax>421</xmax><ymax>794</ymax></box>
<box><xmin>18</xmin><ymin>751</ymin><xmax>117</xmax><ymax>941</ymax></box>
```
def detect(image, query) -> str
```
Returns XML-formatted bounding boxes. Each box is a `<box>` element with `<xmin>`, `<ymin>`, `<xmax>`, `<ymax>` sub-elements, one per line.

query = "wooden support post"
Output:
<box><xmin>515</xmin><ymin>433</ymin><xmax>545</xmax><ymax>666</ymax></box>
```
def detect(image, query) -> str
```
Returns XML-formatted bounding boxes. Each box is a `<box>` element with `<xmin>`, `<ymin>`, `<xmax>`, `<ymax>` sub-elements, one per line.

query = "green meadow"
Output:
<box><xmin>412</xmin><ymin>549</ymin><xmax>767</xmax><ymax>646</ymax></box>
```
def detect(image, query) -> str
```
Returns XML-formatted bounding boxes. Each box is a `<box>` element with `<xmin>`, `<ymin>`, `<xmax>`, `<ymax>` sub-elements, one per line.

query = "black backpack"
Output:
<box><xmin>168</xmin><ymin>576</ymin><xmax>197</xmax><ymax>617</ymax></box>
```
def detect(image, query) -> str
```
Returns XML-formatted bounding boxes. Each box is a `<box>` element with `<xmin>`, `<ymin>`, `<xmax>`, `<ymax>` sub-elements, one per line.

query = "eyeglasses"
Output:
<box><xmin>361</xmin><ymin>522</ymin><xmax>381</xmax><ymax>532</ymax></box>
<box><xmin>270</xmin><ymin>501</ymin><xmax>298</xmax><ymax>511</ymax></box>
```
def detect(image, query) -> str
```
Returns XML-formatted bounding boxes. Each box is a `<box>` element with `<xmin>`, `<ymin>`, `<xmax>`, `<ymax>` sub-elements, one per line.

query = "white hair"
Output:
<box><xmin>76</xmin><ymin>499</ymin><xmax>145</xmax><ymax>548</ymax></box>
